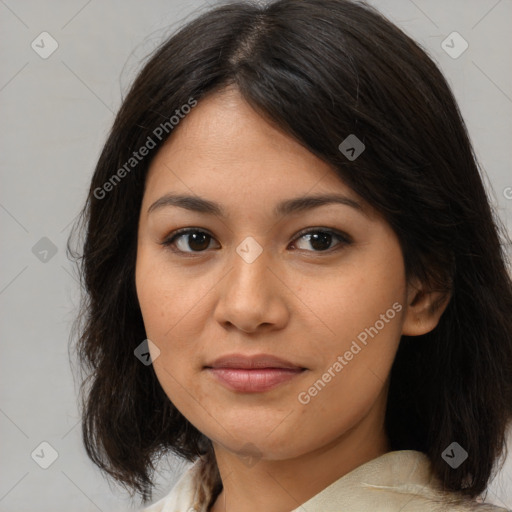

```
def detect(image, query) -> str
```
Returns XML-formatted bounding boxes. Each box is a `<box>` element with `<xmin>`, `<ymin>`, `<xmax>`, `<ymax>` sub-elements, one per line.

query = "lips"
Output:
<box><xmin>205</xmin><ymin>353</ymin><xmax>305</xmax><ymax>370</ymax></box>
<box><xmin>204</xmin><ymin>353</ymin><xmax>306</xmax><ymax>393</ymax></box>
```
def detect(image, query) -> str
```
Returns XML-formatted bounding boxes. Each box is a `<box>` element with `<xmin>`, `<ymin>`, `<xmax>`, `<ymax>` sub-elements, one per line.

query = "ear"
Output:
<box><xmin>401</xmin><ymin>276</ymin><xmax>452</xmax><ymax>336</ymax></box>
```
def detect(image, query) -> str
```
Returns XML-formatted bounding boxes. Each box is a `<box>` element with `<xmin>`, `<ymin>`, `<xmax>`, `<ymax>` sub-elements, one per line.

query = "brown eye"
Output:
<box><xmin>162</xmin><ymin>229</ymin><xmax>217</xmax><ymax>253</ymax></box>
<box><xmin>291</xmin><ymin>229</ymin><xmax>352</xmax><ymax>252</ymax></box>
<box><xmin>161</xmin><ymin>227</ymin><xmax>351</xmax><ymax>255</ymax></box>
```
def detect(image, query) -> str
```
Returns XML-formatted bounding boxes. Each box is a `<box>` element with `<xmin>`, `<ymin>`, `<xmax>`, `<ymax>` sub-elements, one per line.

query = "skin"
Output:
<box><xmin>135</xmin><ymin>86</ymin><xmax>449</xmax><ymax>512</ymax></box>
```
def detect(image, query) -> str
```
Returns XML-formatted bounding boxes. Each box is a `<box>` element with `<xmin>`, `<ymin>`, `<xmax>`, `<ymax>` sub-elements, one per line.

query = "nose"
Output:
<box><xmin>213</xmin><ymin>246</ymin><xmax>290</xmax><ymax>334</ymax></box>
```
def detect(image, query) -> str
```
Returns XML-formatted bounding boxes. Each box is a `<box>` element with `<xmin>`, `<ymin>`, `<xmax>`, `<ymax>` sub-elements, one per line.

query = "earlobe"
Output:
<box><xmin>402</xmin><ymin>278</ymin><xmax>452</xmax><ymax>336</ymax></box>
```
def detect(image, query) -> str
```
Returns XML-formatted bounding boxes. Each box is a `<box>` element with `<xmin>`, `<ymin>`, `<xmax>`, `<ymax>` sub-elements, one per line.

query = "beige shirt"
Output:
<box><xmin>142</xmin><ymin>450</ymin><xmax>508</xmax><ymax>512</ymax></box>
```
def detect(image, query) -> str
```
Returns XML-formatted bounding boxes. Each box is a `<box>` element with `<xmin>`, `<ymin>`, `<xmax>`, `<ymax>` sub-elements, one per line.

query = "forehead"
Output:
<box><xmin>142</xmin><ymin>87</ymin><xmax>374</xmax><ymax>221</ymax></box>
<box><xmin>147</xmin><ymin>88</ymin><xmax>326</xmax><ymax>179</ymax></box>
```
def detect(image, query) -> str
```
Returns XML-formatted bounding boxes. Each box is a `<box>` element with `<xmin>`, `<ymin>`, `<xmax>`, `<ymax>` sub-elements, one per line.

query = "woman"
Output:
<box><xmin>69</xmin><ymin>0</ymin><xmax>512</xmax><ymax>510</ymax></box>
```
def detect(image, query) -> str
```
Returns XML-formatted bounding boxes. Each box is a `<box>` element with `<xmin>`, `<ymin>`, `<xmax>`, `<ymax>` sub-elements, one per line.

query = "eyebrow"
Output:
<box><xmin>147</xmin><ymin>193</ymin><xmax>368</xmax><ymax>219</ymax></box>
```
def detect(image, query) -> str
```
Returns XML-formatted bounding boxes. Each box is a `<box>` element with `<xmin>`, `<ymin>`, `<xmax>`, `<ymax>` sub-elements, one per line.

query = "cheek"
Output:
<box><xmin>136</xmin><ymin>265</ymin><xmax>203</xmax><ymax>419</ymax></box>
<box><xmin>135</xmin><ymin>249</ymin><xmax>216</xmax><ymax>411</ymax></box>
<box><xmin>286</xmin><ymin>253</ymin><xmax>405</xmax><ymax>428</ymax></box>
<box><xmin>136</xmin><ymin>252</ymin><xmax>188</xmax><ymax>376</ymax></box>
<box><xmin>136</xmin><ymin>248</ymin><xmax>206</xmax><ymax>343</ymax></box>
<box><xmin>296</xmin><ymin>254</ymin><xmax>405</xmax><ymax>355</ymax></box>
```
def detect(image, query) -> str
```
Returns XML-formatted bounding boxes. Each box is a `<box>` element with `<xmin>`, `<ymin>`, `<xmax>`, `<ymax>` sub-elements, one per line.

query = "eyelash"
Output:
<box><xmin>160</xmin><ymin>227</ymin><xmax>352</xmax><ymax>256</ymax></box>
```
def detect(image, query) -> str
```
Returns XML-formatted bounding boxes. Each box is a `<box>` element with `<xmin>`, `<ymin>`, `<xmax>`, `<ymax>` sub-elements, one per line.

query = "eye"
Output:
<box><xmin>290</xmin><ymin>229</ymin><xmax>352</xmax><ymax>252</ymax></box>
<box><xmin>161</xmin><ymin>227</ymin><xmax>352</xmax><ymax>255</ymax></box>
<box><xmin>161</xmin><ymin>228</ymin><xmax>218</xmax><ymax>253</ymax></box>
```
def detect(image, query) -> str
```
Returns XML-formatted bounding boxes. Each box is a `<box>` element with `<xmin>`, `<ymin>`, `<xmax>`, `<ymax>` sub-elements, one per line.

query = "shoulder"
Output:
<box><xmin>292</xmin><ymin>450</ymin><xmax>509</xmax><ymax>512</ymax></box>
<box><xmin>357</xmin><ymin>451</ymin><xmax>509</xmax><ymax>512</ymax></box>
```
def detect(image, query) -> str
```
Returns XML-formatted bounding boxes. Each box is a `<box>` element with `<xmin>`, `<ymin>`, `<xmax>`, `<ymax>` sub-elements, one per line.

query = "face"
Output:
<box><xmin>135</xmin><ymin>87</ymin><xmax>414</xmax><ymax>461</ymax></box>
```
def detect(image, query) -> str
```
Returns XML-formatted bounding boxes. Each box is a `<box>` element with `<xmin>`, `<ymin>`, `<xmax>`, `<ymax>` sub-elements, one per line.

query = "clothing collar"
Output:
<box><xmin>143</xmin><ymin>450</ymin><xmax>507</xmax><ymax>511</ymax></box>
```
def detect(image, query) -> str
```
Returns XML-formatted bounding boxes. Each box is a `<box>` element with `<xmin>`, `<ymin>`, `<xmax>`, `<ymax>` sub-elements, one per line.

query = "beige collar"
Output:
<box><xmin>143</xmin><ymin>450</ymin><xmax>507</xmax><ymax>512</ymax></box>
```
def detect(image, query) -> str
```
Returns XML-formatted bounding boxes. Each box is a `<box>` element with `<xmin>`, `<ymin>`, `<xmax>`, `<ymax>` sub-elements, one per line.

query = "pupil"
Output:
<box><xmin>189</xmin><ymin>232</ymin><xmax>209</xmax><ymax>251</ymax></box>
<box><xmin>310</xmin><ymin>232</ymin><xmax>331</xmax><ymax>251</ymax></box>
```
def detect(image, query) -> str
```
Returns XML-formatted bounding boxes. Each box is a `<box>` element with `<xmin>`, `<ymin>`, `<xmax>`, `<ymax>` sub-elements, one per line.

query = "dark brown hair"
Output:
<box><xmin>68</xmin><ymin>0</ymin><xmax>512</xmax><ymax>505</ymax></box>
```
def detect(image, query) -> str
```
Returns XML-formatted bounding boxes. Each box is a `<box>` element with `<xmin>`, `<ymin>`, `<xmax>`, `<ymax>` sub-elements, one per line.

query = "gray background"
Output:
<box><xmin>1</xmin><ymin>0</ymin><xmax>511</xmax><ymax>510</ymax></box>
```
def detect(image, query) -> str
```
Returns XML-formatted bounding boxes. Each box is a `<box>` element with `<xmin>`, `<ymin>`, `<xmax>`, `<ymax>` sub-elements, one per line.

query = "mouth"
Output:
<box><xmin>204</xmin><ymin>353</ymin><xmax>307</xmax><ymax>393</ymax></box>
